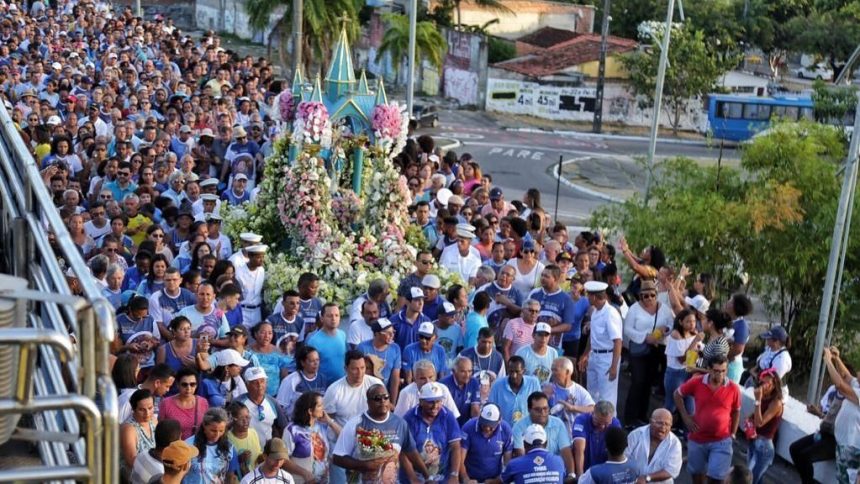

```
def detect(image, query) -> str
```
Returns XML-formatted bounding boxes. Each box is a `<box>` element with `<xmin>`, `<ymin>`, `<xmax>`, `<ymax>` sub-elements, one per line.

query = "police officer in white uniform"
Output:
<box><xmin>229</xmin><ymin>232</ymin><xmax>262</xmax><ymax>268</ymax></box>
<box><xmin>439</xmin><ymin>223</ymin><xmax>482</xmax><ymax>285</ymax></box>
<box><xmin>578</xmin><ymin>281</ymin><xmax>623</xmax><ymax>408</ymax></box>
<box><xmin>236</xmin><ymin>244</ymin><xmax>266</xmax><ymax>325</ymax></box>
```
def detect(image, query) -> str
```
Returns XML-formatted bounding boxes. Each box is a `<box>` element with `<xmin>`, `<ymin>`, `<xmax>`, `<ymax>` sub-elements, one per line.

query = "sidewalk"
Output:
<box><xmin>558</xmin><ymin>154</ymin><xmax>742</xmax><ymax>203</ymax></box>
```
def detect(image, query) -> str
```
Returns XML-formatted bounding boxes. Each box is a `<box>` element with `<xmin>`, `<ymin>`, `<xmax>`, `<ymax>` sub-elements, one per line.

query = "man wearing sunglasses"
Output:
<box><xmin>235</xmin><ymin>366</ymin><xmax>288</xmax><ymax>443</ymax></box>
<box><xmin>333</xmin><ymin>384</ymin><xmax>430</xmax><ymax>483</ymax></box>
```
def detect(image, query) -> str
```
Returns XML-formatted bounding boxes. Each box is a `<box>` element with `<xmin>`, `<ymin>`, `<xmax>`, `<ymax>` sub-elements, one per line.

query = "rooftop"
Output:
<box><xmin>516</xmin><ymin>26</ymin><xmax>579</xmax><ymax>49</ymax></box>
<box><xmin>495</xmin><ymin>33</ymin><xmax>638</xmax><ymax>78</ymax></box>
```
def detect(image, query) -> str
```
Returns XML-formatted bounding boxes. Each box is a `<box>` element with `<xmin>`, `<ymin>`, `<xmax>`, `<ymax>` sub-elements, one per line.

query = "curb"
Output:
<box><xmin>506</xmin><ymin>127</ymin><xmax>714</xmax><ymax>147</ymax></box>
<box><xmin>438</xmin><ymin>139</ymin><xmax>462</xmax><ymax>151</ymax></box>
<box><xmin>552</xmin><ymin>157</ymin><xmax>628</xmax><ymax>204</ymax></box>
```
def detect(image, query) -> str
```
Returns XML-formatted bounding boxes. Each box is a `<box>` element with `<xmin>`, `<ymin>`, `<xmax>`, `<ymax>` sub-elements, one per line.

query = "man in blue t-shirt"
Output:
<box><xmin>402</xmin><ymin>382</ymin><xmax>462</xmax><ymax>482</ymax></box>
<box><xmin>528</xmin><ymin>265</ymin><xmax>577</xmax><ymax>349</ymax></box>
<box><xmin>461</xmin><ymin>403</ymin><xmax>513</xmax><ymax>482</ymax></box>
<box><xmin>392</xmin><ymin>287</ymin><xmax>432</xmax><ymax>350</ymax></box>
<box><xmin>572</xmin><ymin>402</ymin><xmax>623</xmax><ymax>480</ymax></box>
<box><xmin>578</xmin><ymin>427</ymin><xmax>639</xmax><ymax>484</ymax></box>
<box><xmin>357</xmin><ymin>318</ymin><xmax>402</xmax><ymax>404</ymax></box>
<box><xmin>502</xmin><ymin>423</ymin><xmax>566</xmax><ymax>484</ymax></box>
<box><xmin>440</xmin><ymin>356</ymin><xmax>481</xmax><ymax>426</ymax></box>
<box><xmin>478</xmin><ymin>265</ymin><xmax>525</xmax><ymax>337</ymax></box>
<box><xmin>402</xmin><ymin>322</ymin><xmax>449</xmax><ymax>383</ymax></box>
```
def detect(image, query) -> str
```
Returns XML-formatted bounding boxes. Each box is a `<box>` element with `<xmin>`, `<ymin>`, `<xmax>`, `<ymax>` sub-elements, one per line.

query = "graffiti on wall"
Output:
<box><xmin>445</xmin><ymin>68</ymin><xmax>479</xmax><ymax>106</ymax></box>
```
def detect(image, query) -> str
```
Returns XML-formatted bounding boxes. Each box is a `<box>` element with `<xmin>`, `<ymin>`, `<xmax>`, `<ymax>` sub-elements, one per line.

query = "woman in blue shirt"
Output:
<box><xmin>184</xmin><ymin>407</ymin><xmax>241</xmax><ymax>483</ymax></box>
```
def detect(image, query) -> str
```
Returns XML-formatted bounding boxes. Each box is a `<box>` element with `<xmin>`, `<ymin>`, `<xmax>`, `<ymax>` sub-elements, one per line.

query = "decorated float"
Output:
<box><xmin>222</xmin><ymin>23</ymin><xmax>461</xmax><ymax>308</ymax></box>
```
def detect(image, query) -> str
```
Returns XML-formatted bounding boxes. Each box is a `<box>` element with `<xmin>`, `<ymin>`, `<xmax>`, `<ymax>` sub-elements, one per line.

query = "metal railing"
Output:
<box><xmin>0</xmin><ymin>103</ymin><xmax>118</xmax><ymax>483</ymax></box>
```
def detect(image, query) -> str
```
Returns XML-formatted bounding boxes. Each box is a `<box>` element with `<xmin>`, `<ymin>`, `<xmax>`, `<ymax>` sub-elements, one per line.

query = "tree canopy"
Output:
<box><xmin>592</xmin><ymin>120</ymin><xmax>860</xmax><ymax>376</ymax></box>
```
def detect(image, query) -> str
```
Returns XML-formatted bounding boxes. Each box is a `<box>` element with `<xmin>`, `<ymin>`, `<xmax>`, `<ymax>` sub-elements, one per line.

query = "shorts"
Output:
<box><xmin>688</xmin><ymin>437</ymin><xmax>733</xmax><ymax>480</ymax></box>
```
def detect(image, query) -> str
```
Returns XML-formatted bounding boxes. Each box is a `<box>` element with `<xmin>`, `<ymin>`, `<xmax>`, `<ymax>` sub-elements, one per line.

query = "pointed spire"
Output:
<box><xmin>291</xmin><ymin>67</ymin><xmax>304</xmax><ymax>97</ymax></box>
<box><xmin>357</xmin><ymin>69</ymin><xmax>370</xmax><ymax>95</ymax></box>
<box><xmin>375</xmin><ymin>77</ymin><xmax>388</xmax><ymax>105</ymax></box>
<box><xmin>310</xmin><ymin>73</ymin><xmax>323</xmax><ymax>103</ymax></box>
<box><xmin>325</xmin><ymin>11</ymin><xmax>356</xmax><ymax>103</ymax></box>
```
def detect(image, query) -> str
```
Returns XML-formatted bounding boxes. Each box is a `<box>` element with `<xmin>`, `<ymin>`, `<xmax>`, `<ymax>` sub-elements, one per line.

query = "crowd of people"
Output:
<box><xmin>7</xmin><ymin>0</ymin><xmax>860</xmax><ymax>483</ymax></box>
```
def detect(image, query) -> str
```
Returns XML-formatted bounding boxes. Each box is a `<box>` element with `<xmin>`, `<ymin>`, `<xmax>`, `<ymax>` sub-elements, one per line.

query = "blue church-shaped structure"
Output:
<box><xmin>292</xmin><ymin>21</ymin><xmax>388</xmax><ymax>137</ymax></box>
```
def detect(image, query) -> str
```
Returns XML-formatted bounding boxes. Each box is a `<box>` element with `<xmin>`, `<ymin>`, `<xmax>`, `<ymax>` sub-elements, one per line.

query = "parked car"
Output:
<box><xmin>793</xmin><ymin>64</ymin><xmax>833</xmax><ymax>80</ymax></box>
<box><xmin>413</xmin><ymin>104</ymin><xmax>439</xmax><ymax>128</ymax></box>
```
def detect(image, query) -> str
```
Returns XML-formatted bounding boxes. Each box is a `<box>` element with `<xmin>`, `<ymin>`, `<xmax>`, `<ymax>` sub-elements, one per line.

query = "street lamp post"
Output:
<box><xmin>807</xmin><ymin>93</ymin><xmax>860</xmax><ymax>404</ymax></box>
<box><xmin>643</xmin><ymin>0</ymin><xmax>676</xmax><ymax>203</ymax></box>
<box><xmin>292</xmin><ymin>0</ymin><xmax>303</xmax><ymax>79</ymax></box>
<box><xmin>592</xmin><ymin>0</ymin><xmax>611</xmax><ymax>134</ymax></box>
<box><xmin>406</xmin><ymin>0</ymin><xmax>417</xmax><ymax>118</ymax></box>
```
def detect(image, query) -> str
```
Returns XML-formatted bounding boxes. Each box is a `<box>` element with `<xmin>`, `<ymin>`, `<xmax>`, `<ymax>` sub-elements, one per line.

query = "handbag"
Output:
<box><xmin>630</xmin><ymin>305</ymin><xmax>659</xmax><ymax>357</ymax></box>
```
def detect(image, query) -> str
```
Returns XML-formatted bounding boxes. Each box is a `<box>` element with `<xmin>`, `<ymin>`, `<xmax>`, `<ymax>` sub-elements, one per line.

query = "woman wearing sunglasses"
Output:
<box><xmin>623</xmin><ymin>280</ymin><xmax>674</xmax><ymax>427</ymax></box>
<box><xmin>158</xmin><ymin>368</ymin><xmax>209</xmax><ymax>440</ymax></box>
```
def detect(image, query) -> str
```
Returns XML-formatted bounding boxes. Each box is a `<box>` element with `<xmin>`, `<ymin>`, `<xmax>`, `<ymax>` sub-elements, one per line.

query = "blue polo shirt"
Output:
<box><xmin>402</xmin><ymin>342</ymin><xmax>449</xmax><ymax>378</ymax></box>
<box><xmin>305</xmin><ymin>329</ymin><xmax>347</xmax><ymax>383</ymax></box>
<box><xmin>512</xmin><ymin>415</ymin><xmax>571</xmax><ymax>454</ymax></box>
<box><xmin>501</xmin><ymin>448</ymin><xmax>565</xmax><ymax>484</ymax></box>
<box><xmin>391</xmin><ymin>309</ymin><xmax>432</xmax><ymax>350</ymax></box>
<box><xmin>402</xmin><ymin>406</ymin><xmax>462</xmax><ymax>481</ymax></box>
<box><xmin>571</xmin><ymin>412</ymin><xmax>622</xmax><ymax>472</ymax></box>
<box><xmin>528</xmin><ymin>288</ymin><xmax>578</xmax><ymax>346</ymax></box>
<box><xmin>357</xmin><ymin>341</ymin><xmax>402</xmax><ymax>387</ymax></box>
<box><xmin>461</xmin><ymin>417</ymin><xmax>513</xmax><ymax>481</ymax></box>
<box><xmin>487</xmin><ymin>375</ymin><xmax>542</xmax><ymax>424</ymax></box>
<box><xmin>440</xmin><ymin>374</ymin><xmax>481</xmax><ymax>426</ymax></box>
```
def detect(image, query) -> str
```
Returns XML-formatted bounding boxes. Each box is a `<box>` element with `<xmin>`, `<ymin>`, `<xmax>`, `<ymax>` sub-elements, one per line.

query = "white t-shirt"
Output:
<box><xmin>84</xmin><ymin>219</ymin><xmax>111</xmax><ymax>240</ymax></box>
<box><xmin>835</xmin><ymin>378</ymin><xmax>860</xmax><ymax>448</ymax></box>
<box><xmin>347</xmin><ymin>318</ymin><xmax>373</xmax><ymax>347</ymax></box>
<box><xmin>623</xmin><ymin>302</ymin><xmax>674</xmax><ymax>346</ymax></box>
<box><xmin>392</xmin><ymin>382</ymin><xmax>460</xmax><ymax>418</ymax></box>
<box><xmin>439</xmin><ymin>244</ymin><xmax>482</xmax><ymax>282</ymax></box>
<box><xmin>239</xmin><ymin>465</ymin><xmax>296</xmax><ymax>484</ymax></box>
<box><xmin>322</xmin><ymin>375</ymin><xmax>384</xmax><ymax>427</ymax></box>
<box><xmin>130</xmin><ymin>449</ymin><xmax>163</xmax><ymax>484</ymax></box>
<box><xmin>665</xmin><ymin>334</ymin><xmax>696</xmax><ymax>370</ymax></box>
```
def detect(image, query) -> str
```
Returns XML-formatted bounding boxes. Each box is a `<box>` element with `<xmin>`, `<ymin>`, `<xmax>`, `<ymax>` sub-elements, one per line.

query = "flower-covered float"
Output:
<box><xmin>221</xmin><ymin>24</ymin><xmax>462</xmax><ymax>308</ymax></box>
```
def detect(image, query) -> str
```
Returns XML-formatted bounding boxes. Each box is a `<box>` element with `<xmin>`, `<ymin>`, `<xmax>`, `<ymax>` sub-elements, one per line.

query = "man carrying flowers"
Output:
<box><xmin>333</xmin><ymin>384</ymin><xmax>429</xmax><ymax>483</ymax></box>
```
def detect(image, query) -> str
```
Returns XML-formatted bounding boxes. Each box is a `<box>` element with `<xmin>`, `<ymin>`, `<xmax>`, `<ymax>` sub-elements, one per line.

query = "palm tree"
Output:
<box><xmin>245</xmin><ymin>0</ymin><xmax>360</xmax><ymax>76</ymax></box>
<box><xmin>376</xmin><ymin>13</ymin><xmax>447</xmax><ymax>80</ymax></box>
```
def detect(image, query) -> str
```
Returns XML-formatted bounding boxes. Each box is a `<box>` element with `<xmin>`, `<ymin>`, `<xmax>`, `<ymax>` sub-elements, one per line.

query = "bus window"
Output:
<box><xmin>773</xmin><ymin>105</ymin><xmax>799</xmax><ymax>120</ymax></box>
<box><xmin>743</xmin><ymin>103</ymin><xmax>771</xmax><ymax>120</ymax></box>
<box><xmin>717</xmin><ymin>101</ymin><xmax>744</xmax><ymax>119</ymax></box>
<box><xmin>800</xmin><ymin>107</ymin><xmax>815</xmax><ymax>120</ymax></box>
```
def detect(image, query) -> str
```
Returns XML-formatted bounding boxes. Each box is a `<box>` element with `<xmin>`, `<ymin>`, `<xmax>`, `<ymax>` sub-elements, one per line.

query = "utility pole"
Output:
<box><xmin>291</xmin><ymin>0</ymin><xmax>303</xmax><ymax>79</ymax></box>
<box><xmin>135</xmin><ymin>0</ymin><xmax>141</xmax><ymax>17</ymax></box>
<box><xmin>592</xmin><ymin>0</ymin><xmax>611</xmax><ymax>134</ymax></box>
<box><xmin>643</xmin><ymin>0</ymin><xmax>676</xmax><ymax>203</ymax></box>
<box><xmin>406</xmin><ymin>0</ymin><xmax>418</xmax><ymax>118</ymax></box>
<box><xmin>807</xmin><ymin>50</ymin><xmax>860</xmax><ymax>402</ymax></box>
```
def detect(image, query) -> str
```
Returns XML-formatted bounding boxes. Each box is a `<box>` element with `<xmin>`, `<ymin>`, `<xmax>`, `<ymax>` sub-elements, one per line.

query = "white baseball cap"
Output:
<box><xmin>479</xmin><ymin>404</ymin><xmax>501</xmax><ymax>426</ymax></box>
<box><xmin>685</xmin><ymin>294</ymin><xmax>710</xmax><ymax>314</ymax></box>
<box><xmin>523</xmin><ymin>424</ymin><xmax>548</xmax><ymax>445</ymax></box>
<box><xmin>535</xmin><ymin>322</ymin><xmax>552</xmax><ymax>334</ymax></box>
<box><xmin>216</xmin><ymin>348</ymin><xmax>250</xmax><ymax>367</ymax></box>
<box><xmin>418</xmin><ymin>382</ymin><xmax>445</xmax><ymax>401</ymax></box>
<box><xmin>409</xmin><ymin>286</ymin><xmax>425</xmax><ymax>301</ymax></box>
<box><xmin>418</xmin><ymin>321</ymin><xmax>435</xmax><ymax>337</ymax></box>
<box><xmin>244</xmin><ymin>366</ymin><xmax>267</xmax><ymax>382</ymax></box>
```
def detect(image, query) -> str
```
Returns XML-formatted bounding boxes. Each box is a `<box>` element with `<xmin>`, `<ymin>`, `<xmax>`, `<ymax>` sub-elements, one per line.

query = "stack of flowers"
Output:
<box><xmin>349</xmin><ymin>427</ymin><xmax>397</xmax><ymax>484</ymax></box>
<box><xmin>330</xmin><ymin>190</ymin><xmax>363</xmax><ymax>233</ymax></box>
<box><xmin>371</xmin><ymin>102</ymin><xmax>409</xmax><ymax>160</ymax></box>
<box><xmin>291</xmin><ymin>101</ymin><xmax>333</xmax><ymax>149</ymax></box>
<box><xmin>277</xmin><ymin>153</ymin><xmax>334</xmax><ymax>249</ymax></box>
<box><xmin>271</xmin><ymin>91</ymin><xmax>295</xmax><ymax>124</ymax></box>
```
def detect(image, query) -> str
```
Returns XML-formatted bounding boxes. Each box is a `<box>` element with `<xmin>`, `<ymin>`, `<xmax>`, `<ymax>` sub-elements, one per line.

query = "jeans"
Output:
<box><xmin>748</xmin><ymin>437</ymin><xmax>775</xmax><ymax>484</ymax></box>
<box><xmin>789</xmin><ymin>431</ymin><xmax>837</xmax><ymax>484</ymax></box>
<box><xmin>664</xmin><ymin>367</ymin><xmax>692</xmax><ymax>412</ymax></box>
<box><xmin>688</xmin><ymin>437</ymin><xmax>734</xmax><ymax>480</ymax></box>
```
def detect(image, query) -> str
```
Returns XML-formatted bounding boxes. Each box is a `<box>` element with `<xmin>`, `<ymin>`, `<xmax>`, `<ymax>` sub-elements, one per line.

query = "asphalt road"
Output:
<box><xmin>418</xmin><ymin>110</ymin><xmax>738</xmax><ymax>226</ymax></box>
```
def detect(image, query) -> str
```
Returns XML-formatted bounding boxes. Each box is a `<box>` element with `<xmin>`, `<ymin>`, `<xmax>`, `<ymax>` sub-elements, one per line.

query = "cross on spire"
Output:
<box><xmin>336</xmin><ymin>11</ymin><xmax>351</xmax><ymax>30</ymax></box>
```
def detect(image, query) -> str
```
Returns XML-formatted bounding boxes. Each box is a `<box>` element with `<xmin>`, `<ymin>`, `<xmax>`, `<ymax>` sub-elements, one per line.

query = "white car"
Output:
<box><xmin>794</xmin><ymin>64</ymin><xmax>833</xmax><ymax>80</ymax></box>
